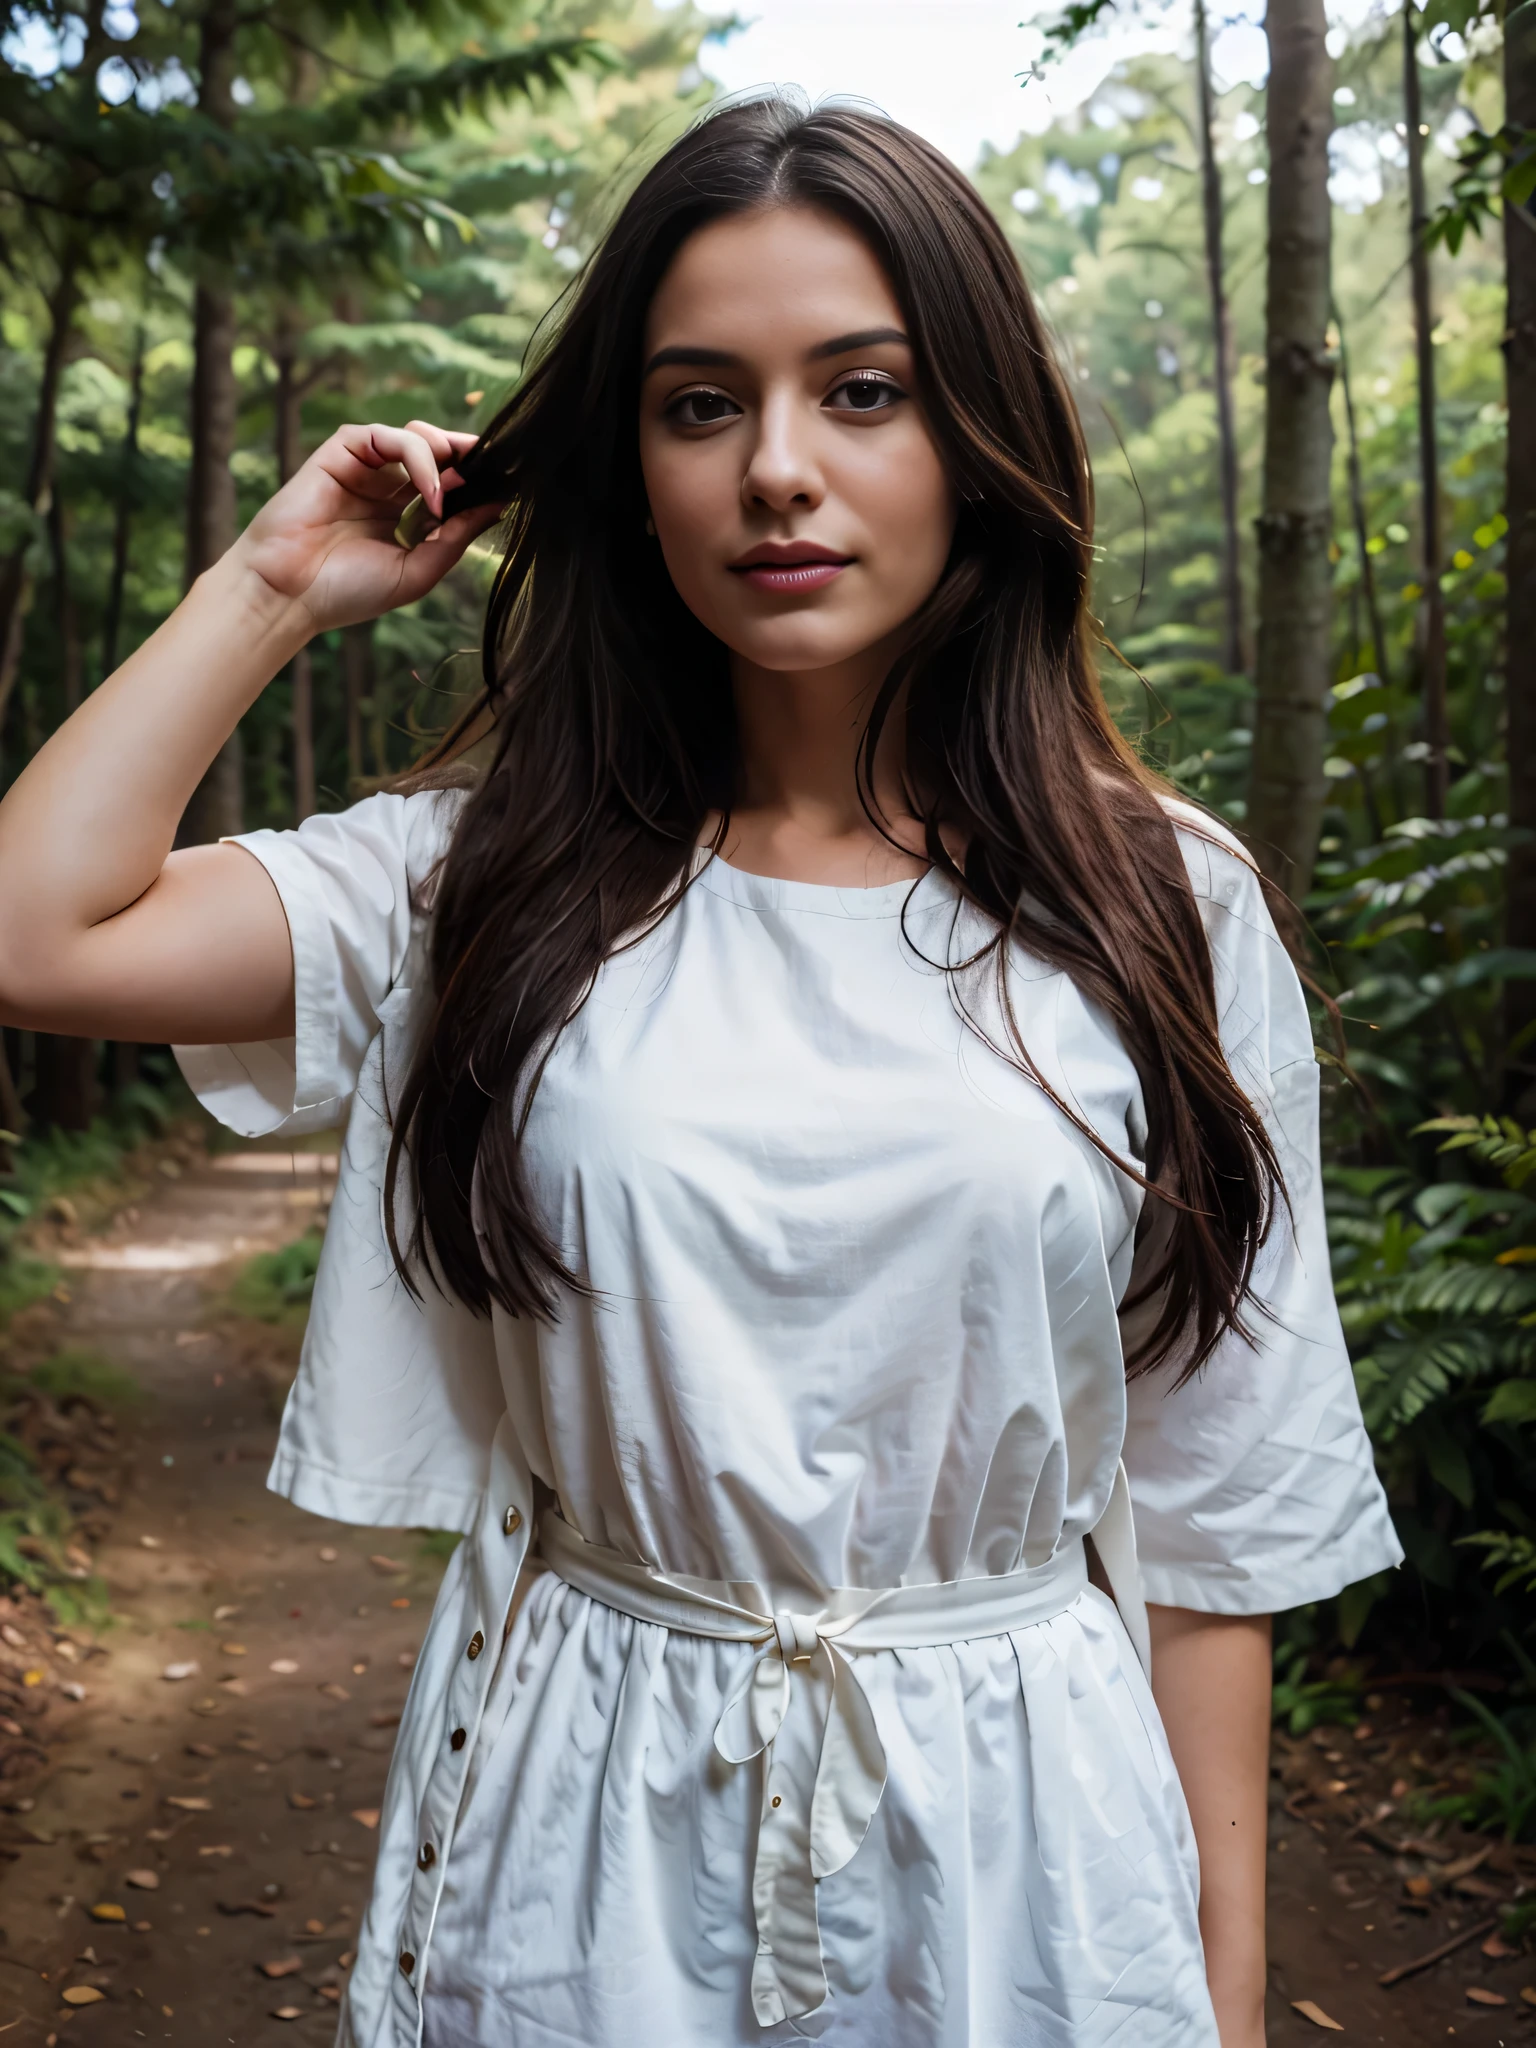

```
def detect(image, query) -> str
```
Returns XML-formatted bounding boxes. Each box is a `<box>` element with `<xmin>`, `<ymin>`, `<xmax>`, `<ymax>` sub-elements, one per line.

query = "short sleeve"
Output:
<box><xmin>1120</xmin><ymin>810</ymin><xmax>1404</xmax><ymax>1615</ymax></box>
<box><xmin>173</xmin><ymin>787</ymin><xmax>463</xmax><ymax>1139</ymax></box>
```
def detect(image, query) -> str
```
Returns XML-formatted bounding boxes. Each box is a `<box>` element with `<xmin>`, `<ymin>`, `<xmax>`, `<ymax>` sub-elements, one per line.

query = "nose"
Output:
<box><xmin>741</xmin><ymin>386</ymin><xmax>825</xmax><ymax>515</ymax></box>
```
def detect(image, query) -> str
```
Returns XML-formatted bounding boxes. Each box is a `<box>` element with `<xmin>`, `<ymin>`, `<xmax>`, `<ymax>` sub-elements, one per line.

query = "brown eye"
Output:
<box><xmin>668</xmin><ymin>388</ymin><xmax>741</xmax><ymax>427</ymax></box>
<box><xmin>826</xmin><ymin>375</ymin><xmax>903</xmax><ymax>414</ymax></box>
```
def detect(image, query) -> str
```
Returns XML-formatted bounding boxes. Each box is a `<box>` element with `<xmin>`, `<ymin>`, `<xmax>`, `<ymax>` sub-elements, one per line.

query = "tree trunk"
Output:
<box><xmin>180</xmin><ymin>0</ymin><xmax>244</xmax><ymax>846</ymax></box>
<box><xmin>100</xmin><ymin>327</ymin><xmax>145</xmax><ymax>681</ymax></box>
<box><xmin>1503</xmin><ymin>0</ymin><xmax>1536</xmax><ymax>1091</ymax></box>
<box><xmin>1195</xmin><ymin>0</ymin><xmax>1245</xmax><ymax>677</ymax></box>
<box><xmin>1403</xmin><ymin>1</ymin><xmax>1449</xmax><ymax>819</ymax></box>
<box><xmin>343</xmin><ymin>622</ymin><xmax>374</xmax><ymax>792</ymax></box>
<box><xmin>32</xmin><ymin>1035</ymin><xmax>96</xmax><ymax>1134</ymax></box>
<box><xmin>1246</xmin><ymin>0</ymin><xmax>1335</xmax><ymax>898</ymax></box>
<box><xmin>273</xmin><ymin>325</ymin><xmax>316</xmax><ymax>821</ymax></box>
<box><xmin>47</xmin><ymin>495</ymin><xmax>83</xmax><ymax>716</ymax></box>
<box><xmin>0</xmin><ymin>256</ymin><xmax>80</xmax><ymax>753</ymax></box>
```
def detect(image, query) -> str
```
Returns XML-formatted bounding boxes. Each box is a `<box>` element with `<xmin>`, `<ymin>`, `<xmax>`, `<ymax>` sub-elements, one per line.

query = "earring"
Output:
<box><xmin>644</xmin><ymin>514</ymin><xmax>656</xmax><ymax>537</ymax></box>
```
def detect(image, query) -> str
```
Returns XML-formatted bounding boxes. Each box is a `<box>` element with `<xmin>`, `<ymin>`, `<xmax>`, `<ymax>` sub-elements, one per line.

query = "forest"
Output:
<box><xmin>0</xmin><ymin>0</ymin><xmax>1532</xmax><ymax>1752</ymax></box>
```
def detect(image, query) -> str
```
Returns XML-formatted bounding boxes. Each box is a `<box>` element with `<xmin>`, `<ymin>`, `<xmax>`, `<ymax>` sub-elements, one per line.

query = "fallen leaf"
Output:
<box><xmin>390</xmin><ymin>1598</ymin><xmax>410</xmax><ymax>1611</ymax></box>
<box><xmin>1467</xmin><ymin>1988</ymin><xmax>1508</xmax><ymax>2007</ymax></box>
<box><xmin>397</xmin><ymin>1651</ymin><xmax>415</xmax><ymax>1669</ymax></box>
<box><xmin>1291</xmin><ymin>2003</ymin><xmax>1343</xmax><ymax>2031</ymax></box>
<box><xmin>213</xmin><ymin>1605</ymin><xmax>239</xmax><ymax>1622</ymax></box>
<box><xmin>220</xmin><ymin>1642</ymin><xmax>247</xmax><ymax>1656</ymax></box>
<box><xmin>369</xmin><ymin>1554</ymin><xmax>404</xmax><ymax>1576</ymax></box>
<box><xmin>369</xmin><ymin>1711</ymin><xmax>400</xmax><ymax>1730</ymax></box>
<box><xmin>318</xmin><ymin>1548</ymin><xmax>338</xmax><ymax>1563</ymax></box>
<box><xmin>124</xmin><ymin>1870</ymin><xmax>159</xmax><ymax>1891</ymax></box>
<box><xmin>318</xmin><ymin>1683</ymin><xmax>350</xmax><ymax>1702</ymax></box>
<box><xmin>219</xmin><ymin>1677</ymin><xmax>249</xmax><ymax>1696</ymax></box>
<box><xmin>198</xmin><ymin>1844</ymin><xmax>233</xmax><ymax>1858</ymax></box>
<box><xmin>289</xmin><ymin>1792</ymin><xmax>317</xmax><ymax>1811</ymax></box>
<box><xmin>304</xmin><ymin>1919</ymin><xmax>326</xmax><ymax>1935</ymax></box>
<box><xmin>269</xmin><ymin>1659</ymin><xmax>299</xmax><ymax>1676</ymax></box>
<box><xmin>164</xmin><ymin>1795</ymin><xmax>212</xmax><ymax>1812</ymax></box>
<box><xmin>259</xmin><ymin>1957</ymin><xmax>303</xmax><ymax>1979</ymax></box>
<box><xmin>61</xmin><ymin>1987</ymin><xmax>105</xmax><ymax>2006</ymax></box>
<box><xmin>132</xmin><ymin>1919</ymin><xmax>151</xmax><ymax>1932</ymax></box>
<box><xmin>271</xmin><ymin>2010</ymin><xmax>302</xmax><ymax>2023</ymax></box>
<box><xmin>1405</xmin><ymin>1874</ymin><xmax>1434</xmax><ymax>1900</ymax></box>
<box><xmin>186</xmin><ymin>1742</ymin><xmax>217</xmax><ymax>1759</ymax></box>
<box><xmin>1523</xmin><ymin>1985</ymin><xmax>1536</xmax><ymax>2007</ymax></box>
<box><xmin>0</xmin><ymin>1624</ymin><xmax>24</xmax><ymax>1649</ymax></box>
<box><xmin>88</xmin><ymin>1903</ymin><xmax>125</xmax><ymax>1923</ymax></box>
<box><xmin>1482</xmin><ymin>1932</ymin><xmax>1515</xmax><ymax>1959</ymax></box>
<box><xmin>161</xmin><ymin>1661</ymin><xmax>199</xmax><ymax>1682</ymax></box>
<box><xmin>59</xmin><ymin>1681</ymin><xmax>85</xmax><ymax>1702</ymax></box>
<box><xmin>22</xmin><ymin>1669</ymin><xmax>41</xmax><ymax>1686</ymax></box>
<box><xmin>319</xmin><ymin>1985</ymin><xmax>342</xmax><ymax>2003</ymax></box>
<box><xmin>139</xmin><ymin>1535</ymin><xmax>161</xmax><ymax>1550</ymax></box>
<box><xmin>217</xmin><ymin>1898</ymin><xmax>277</xmax><ymax>1918</ymax></box>
<box><xmin>351</xmin><ymin>1808</ymin><xmax>380</xmax><ymax>1830</ymax></box>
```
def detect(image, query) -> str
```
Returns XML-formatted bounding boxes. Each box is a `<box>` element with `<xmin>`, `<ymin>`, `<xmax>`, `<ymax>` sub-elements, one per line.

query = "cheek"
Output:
<box><xmin>853</xmin><ymin>432</ymin><xmax>956</xmax><ymax>583</ymax></box>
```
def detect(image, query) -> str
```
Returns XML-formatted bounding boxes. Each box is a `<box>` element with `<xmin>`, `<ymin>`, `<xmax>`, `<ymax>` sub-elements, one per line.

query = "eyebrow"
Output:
<box><xmin>641</xmin><ymin>327</ymin><xmax>911</xmax><ymax>377</ymax></box>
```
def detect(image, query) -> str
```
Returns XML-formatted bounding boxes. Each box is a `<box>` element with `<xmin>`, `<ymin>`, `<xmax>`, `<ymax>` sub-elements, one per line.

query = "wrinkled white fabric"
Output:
<box><xmin>173</xmin><ymin>789</ymin><xmax>1402</xmax><ymax>2048</ymax></box>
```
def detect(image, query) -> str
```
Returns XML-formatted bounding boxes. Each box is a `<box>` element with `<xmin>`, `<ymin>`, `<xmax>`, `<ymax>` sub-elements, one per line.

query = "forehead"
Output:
<box><xmin>644</xmin><ymin>204</ymin><xmax>902</xmax><ymax>355</ymax></box>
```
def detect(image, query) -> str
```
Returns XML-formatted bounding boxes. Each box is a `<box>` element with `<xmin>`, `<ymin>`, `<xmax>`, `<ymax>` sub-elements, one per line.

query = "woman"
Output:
<box><xmin>0</xmin><ymin>97</ymin><xmax>1398</xmax><ymax>2048</ymax></box>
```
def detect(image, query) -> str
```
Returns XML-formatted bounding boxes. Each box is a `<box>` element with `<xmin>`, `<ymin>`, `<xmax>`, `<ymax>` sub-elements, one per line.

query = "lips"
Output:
<box><xmin>729</xmin><ymin>543</ymin><xmax>853</xmax><ymax>595</ymax></box>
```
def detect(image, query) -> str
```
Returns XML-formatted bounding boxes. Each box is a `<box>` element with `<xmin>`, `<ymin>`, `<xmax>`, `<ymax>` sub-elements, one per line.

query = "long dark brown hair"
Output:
<box><xmin>385</xmin><ymin>92</ymin><xmax>1283</xmax><ymax>1383</ymax></box>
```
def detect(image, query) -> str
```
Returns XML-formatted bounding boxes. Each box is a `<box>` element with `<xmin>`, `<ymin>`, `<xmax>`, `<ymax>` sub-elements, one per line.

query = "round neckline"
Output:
<box><xmin>693</xmin><ymin>851</ymin><xmax>939</xmax><ymax>919</ymax></box>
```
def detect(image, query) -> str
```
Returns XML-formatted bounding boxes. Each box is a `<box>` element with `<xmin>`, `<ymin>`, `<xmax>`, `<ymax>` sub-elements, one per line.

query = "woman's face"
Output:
<box><xmin>638</xmin><ymin>205</ymin><xmax>958</xmax><ymax>679</ymax></box>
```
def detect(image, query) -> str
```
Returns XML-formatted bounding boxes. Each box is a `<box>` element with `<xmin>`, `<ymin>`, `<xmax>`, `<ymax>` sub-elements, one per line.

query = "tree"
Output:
<box><xmin>1402</xmin><ymin>0</ymin><xmax>1450</xmax><ymax>819</ymax></box>
<box><xmin>1245</xmin><ymin>0</ymin><xmax>1335</xmax><ymax>895</ymax></box>
<box><xmin>1193</xmin><ymin>0</ymin><xmax>1244</xmax><ymax>676</ymax></box>
<box><xmin>1505</xmin><ymin>0</ymin><xmax>1536</xmax><ymax>1081</ymax></box>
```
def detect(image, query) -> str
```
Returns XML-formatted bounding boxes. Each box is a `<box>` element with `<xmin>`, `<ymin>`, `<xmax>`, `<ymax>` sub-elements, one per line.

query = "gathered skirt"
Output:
<box><xmin>413</xmin><ymin>1567</ymin><xmax>1217</xmax><ymax>2046</ymax></box>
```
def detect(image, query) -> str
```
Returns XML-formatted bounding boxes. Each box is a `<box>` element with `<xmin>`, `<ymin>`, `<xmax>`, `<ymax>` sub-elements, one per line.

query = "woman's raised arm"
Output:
<box><xmin>0</xmin><ymin>420</ymin><xmax>499</xmax><ymax>1049</ymax></box>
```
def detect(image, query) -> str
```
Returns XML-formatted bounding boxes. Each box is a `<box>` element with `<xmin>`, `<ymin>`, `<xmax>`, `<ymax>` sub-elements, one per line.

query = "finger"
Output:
<box><xmin>402</xmin><ymin>419</ymin><xmax>479</xmax><ymax>467</ymax></box>
<box><xmin>395</xmin><ymin>501</ymin><xmax>505</xmax><ymax>599</ymax></box>
<box><xmin>357</xmin><ymin>423</ymin><xmax>447</xmax><ymax>516</ymax></box>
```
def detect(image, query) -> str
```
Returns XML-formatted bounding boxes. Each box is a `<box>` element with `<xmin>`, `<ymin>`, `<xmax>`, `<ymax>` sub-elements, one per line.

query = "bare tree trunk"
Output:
<box><xmin>180</xmin><ymin>0</ymin><xmax>244</xmax><ymax>846</ymax></box>
<box><xmin>100</xmin><ymin>326</ymin><xmax>145</xmax><ymax>681</ymax></box>
<box><xmin>1195</xmin><ymin>0</ymin><xmax>1245</xmax><ymax>676</ymax></box>
<box><xmin>273</xmin><ymin>324</ymin><xmax>316</xmax><ymax>821</ymax></box>
<box><xmin>1403</xmin><ymin>1</ymin><xmax>1449</xmax><ymax>819</ymax></box>
<box><xmin>1504</xmin><ymin>0</ymin><xmax>1536</xmax><ymax>1091</ymax></box>
<box><xmin>32</xmin><ymin>1034</ymin><xmax>96</xmax><ymax>1134</ymax></box>
<box><xmin>0</xmin><ymin>256</ymin><xmax>80</xmax><ymax>753</ymax></box>
<box><xmin>343</xmin><ymin>622</ymin><xmax>373</xmax><ymax>792</ymax></box>
<box><xmin>1246</xmin><ymin>0</ymin><xmax>1336</xmax><ymax>897</ymax></box>
<box><xmin>47</xmin><ymin>495</ymin><xmax>83</xmax><ymax>716</ymax></box>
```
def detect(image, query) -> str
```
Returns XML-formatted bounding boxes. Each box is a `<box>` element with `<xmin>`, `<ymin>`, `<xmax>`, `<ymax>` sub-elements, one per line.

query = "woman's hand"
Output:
<box><xmin>232</xmin><ymin>419</ymin><xmax>504</xmax><ymax>637</ymax></box>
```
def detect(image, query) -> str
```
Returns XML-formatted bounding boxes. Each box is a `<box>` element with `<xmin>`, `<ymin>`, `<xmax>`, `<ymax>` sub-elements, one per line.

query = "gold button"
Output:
<box><xmin>450</xmin><ymin>1727</ymin><xmax>466</xmax><ymax>1751</ymax></box>
<box><xmin>399</xmin><ymin>1952</ymin><xmax>415</xmax><ymax>1976</ymax></box>
<box><xmin>503</xmin><ymin>1506</ymin><xmax>523</xmax><ymax>1536</ymax></box>
<box><xmin>466</xmin><ymin>1630</ymin><xmax>485</xmax><ymax>1661</ymax></box>
<box><xmin>418</xmin><ymin>1842</ymin><xmax>436</xmax><ymax>1870</ymax></box>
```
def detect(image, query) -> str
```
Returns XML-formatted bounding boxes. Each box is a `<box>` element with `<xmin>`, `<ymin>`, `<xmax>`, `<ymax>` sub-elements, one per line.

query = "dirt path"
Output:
<box><xmin>2</xmin><ymin>1148</ymin><xmax>1535</xmax><ymax>2045</ymax></box>
<box><xmin>0</xmin><ymin>1145</ymin><xmax>447</xmax><ymax>2044</ymax></box>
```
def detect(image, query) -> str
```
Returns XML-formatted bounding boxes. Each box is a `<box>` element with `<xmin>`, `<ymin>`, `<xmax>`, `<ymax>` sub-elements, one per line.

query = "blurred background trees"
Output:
<box><xmin>1</xmin><ymin>0</ymin><xmax>1536</xmax><ymax>1703</ymax></box>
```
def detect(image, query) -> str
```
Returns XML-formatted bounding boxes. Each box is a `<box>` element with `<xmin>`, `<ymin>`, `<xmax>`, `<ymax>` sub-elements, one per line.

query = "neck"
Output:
<box><xmin>717</xmin><ymin>639</ymin><xmax>929</xmax><ymax>887</ymax></box>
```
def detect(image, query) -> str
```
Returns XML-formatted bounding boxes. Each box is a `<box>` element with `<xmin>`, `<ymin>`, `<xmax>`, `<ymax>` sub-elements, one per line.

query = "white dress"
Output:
<box><xmin>175</xmin><ymin>789</ymin><xmax>1402</xmax><ymax>2048</ymax></box>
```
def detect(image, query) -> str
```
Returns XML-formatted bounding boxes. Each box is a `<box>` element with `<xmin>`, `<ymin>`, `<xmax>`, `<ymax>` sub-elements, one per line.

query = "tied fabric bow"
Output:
<box><xmin>713</xmin><ymin>1607</ymin><xmax>888</xmax><ymax>2026</ymax></box>
<box><xmin>533</xmin><ymin>1481</ymin><xmax>1141</xmax><ymax>2030</ymax></box>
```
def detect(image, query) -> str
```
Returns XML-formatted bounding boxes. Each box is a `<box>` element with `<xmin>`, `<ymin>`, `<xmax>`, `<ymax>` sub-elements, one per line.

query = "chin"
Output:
<box><xmin>722</xmin><ymin>623</ymin><xmax>882</xmax><ymax>674</ymax></box>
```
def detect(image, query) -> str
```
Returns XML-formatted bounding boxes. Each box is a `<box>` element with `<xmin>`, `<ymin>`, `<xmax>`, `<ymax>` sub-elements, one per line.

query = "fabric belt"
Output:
<box><xmin>535</xmin><ymin>1462</ymin><xmax>1148</xmax><ymax>2029</ymax></box>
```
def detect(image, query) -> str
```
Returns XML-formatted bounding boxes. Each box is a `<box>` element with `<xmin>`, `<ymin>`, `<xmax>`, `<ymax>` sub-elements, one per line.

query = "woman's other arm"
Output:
<box><xmin>1148</xmin><ymin>1602</ymin><xmax>1272</xmax><ymax>2048</ymax></box>
<box><xmin>0</xmin><ymin>421</ymin><xmax>499</xmax><ymax>1048</ymax></box>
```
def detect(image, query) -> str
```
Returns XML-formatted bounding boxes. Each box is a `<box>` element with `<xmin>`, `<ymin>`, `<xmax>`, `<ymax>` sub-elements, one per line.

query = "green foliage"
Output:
<box><xmin>230</xmin><ymin>1231</ymin><xmax>323</xmax><ymax>1325</ymax></box>
<box><xmin>1411</xmin><ymin>1687</ymin><xmax>1536</xmax><ymax>1841</ymax></box>
<box><xmin>1272</xmin><ymin>1649</ymin><xmax>1364</xmax><ymax>1735</ymax></box>
<box><xmin>27</xmin><ymin>1347</ymin><xmax>144</xmax><ymax>1409</ymax></box>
